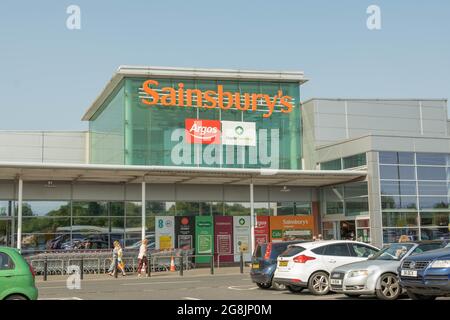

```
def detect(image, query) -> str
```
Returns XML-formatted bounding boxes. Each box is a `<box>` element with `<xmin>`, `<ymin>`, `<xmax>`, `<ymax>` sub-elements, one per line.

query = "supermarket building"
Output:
<box><xmin>0</xmin><ymin>66</ymin><xmax>449</xmax><ymax>257</ymax></box>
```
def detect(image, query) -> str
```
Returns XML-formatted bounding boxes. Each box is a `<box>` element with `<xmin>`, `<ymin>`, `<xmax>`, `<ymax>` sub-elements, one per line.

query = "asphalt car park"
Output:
<box><xmin>35</xmin><ymin>267</ymin><xmax>450</xmax><ymax>300</ymax></box>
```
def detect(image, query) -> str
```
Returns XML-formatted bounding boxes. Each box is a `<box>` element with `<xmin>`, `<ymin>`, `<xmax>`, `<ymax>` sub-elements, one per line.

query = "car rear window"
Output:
<box><xmin>254</xmin><ymin>244</ymin><xmax>266</xmax><ymax>258</ymax></box>
<box><xmin>311</xmin><ymin>246</ymin><xmax>326</xmax><ymax>255</ymax></box>
<box><xmin>279</xmin><ymin>246</ymin><xmax>306</xmax><ymax>257</ymax></box>
<box><xmin>0</xmin><ymin>252</ymin><xmax>15</xmax><ymax>270</ymax></box>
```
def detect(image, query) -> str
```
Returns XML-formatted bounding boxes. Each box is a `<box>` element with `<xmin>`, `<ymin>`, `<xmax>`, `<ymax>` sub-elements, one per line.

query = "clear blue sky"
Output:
<box><xmin>0</xmin><ymin>0</ymin><xmax>449</xmax><ymax>130</ymax></box>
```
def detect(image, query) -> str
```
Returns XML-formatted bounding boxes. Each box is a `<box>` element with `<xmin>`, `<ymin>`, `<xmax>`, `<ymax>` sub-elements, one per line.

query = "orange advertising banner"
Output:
<box><xmin>269</xmin><ymin>216</ymin><xmax>314</xmax><ymax>242</ymax></box>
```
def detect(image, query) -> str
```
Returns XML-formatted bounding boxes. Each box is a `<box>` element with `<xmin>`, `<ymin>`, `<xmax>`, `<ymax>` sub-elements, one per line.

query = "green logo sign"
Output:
<box><xmin>235</xmin><ymin>126</ymin><xmax>244</xmax><ymax>136</ymax></box>
<box><xmin>272</xmin><ymin>230</ymin><xmax>282</xmax><ymax>238</ymax></box>
<box><xmin>239</xmin><ymin>218</ymin><xmax>245</xmax><ymax>226</ymax></box>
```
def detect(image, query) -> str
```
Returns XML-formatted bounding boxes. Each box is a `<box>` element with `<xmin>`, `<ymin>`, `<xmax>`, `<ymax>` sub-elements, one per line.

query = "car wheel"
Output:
<box><xmin>256</xmin><ymin>282</ymin><xmax>272</xmax><ymax>289</ymax></box>
<box><xmin>286</xmin><ymin>285</ymin><xmax>304</xmax><ymax>293</ymax></box>
<box><xmin>344</xmin><ymin>293</ymin><xmax>361</xmax><ymax>298</ymax></box>
<box><xmin>376</xmin><ymin>273</ymin><xmax>401</xmax><ymax>300</ymax></box>
<box><xmin>406</xmin><ymin>291</ymin><xmax>437</xmax><ymax>300</ymax></box>
<box><xmin>5</xmin><ymin>295</ymin><xmax>27</xmax><ymax>300</ymax></box>
<box><xmin>308</xmin><ymin>271</ymin><xmax>330</xmax><ymax>295</ymax></box>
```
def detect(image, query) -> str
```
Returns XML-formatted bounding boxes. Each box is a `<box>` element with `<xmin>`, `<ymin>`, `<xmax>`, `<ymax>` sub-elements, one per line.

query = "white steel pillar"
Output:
<box><xmin>17</xmin><ymin>178</ymin><xmax>23</xmax><ymax>251</ymax></box>
<box><xmin>250</xmin><ymin>182</ymin><xmax>255</xmax><ymax>256</ymax></box>
<box><xmin>141</xmin><ymin>180</ymin><xmax>146</xmax><ymax>240</ymax></box>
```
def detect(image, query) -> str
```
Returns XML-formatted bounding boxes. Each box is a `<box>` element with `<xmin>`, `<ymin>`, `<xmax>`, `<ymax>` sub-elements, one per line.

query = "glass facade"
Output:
<box><xmin>379</xmin><ymin>151</ymin><xmax>450</xmax><ymax>243</ymax></box>
<box><xmin>9</xmin><ymin>199</ymin><xmax>313</xmax><ymax>252</ymax></box>
<box><xmin>320</xmin><ymin>153</ymin><xmax>367</xmax><ymax>170</ymax></box>
<box><xmin>89</xmin><ymin>77</ymin><xmax>302</xmax><ymax>169</ymax></box>
<box><xmin>321</xmin><ymin>181</ymin><xmax>369</xmax><ymax>217</ymax></box>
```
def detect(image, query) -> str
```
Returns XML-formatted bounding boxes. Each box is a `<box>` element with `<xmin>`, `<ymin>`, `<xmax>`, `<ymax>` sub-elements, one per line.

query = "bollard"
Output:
<box><xmin>80</xmin><ymin>257</ymin><xmax>84</xmax><ymax>280</ymax></box>
<box><xmin>147</xmin><ymin>254</ymin><xmax>151</xmax><ymax>278</ymax></box>
<box><xmin>179</xmin><ymin>255</ymin><xmax>184</xmax><ymax>277</ymax></box>
<box><xmin>44</xmin><ymin>256</ymin><xmax>48</xmax><ymax>281</ymax></box>
<box><xmin>114</xmin><ymin>259</ymin><xmax>118</xmax><ymax>278</ymax></box>
<box><xmin>240</xmin><ymin>251</ymin><xmax>244</xmax><ymax>274</ymax></box>
<box><xmin>210</xmin><ymin>255</ymin><xmax>214</xmax><ymax>275</ymax></box>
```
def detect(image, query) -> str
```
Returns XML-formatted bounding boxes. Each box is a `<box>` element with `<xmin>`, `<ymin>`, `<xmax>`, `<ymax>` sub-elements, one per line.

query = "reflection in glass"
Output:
<box><xmin>382</xmin><ymin>228</ymin><xmax>419</xmax><ymax>243</ymax></box>
<box><xmin>382</xmin><ymin>212</ymin><xmax>418</xmax><ymax>227</ymax></box>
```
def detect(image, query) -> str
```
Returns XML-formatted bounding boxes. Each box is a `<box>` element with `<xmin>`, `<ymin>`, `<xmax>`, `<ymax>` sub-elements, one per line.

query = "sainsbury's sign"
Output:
<box><xmin>140</xmin><ymin>80</ymin><xmax>294</xmax><ymax>118</ymax></box>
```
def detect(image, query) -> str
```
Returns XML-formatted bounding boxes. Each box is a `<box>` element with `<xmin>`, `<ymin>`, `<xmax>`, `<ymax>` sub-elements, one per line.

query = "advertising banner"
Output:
<box><xmin>269</xmin><ymin>216</ymin><xmax>314</xmax><ymax>242</ymax></box>
<box><xmin>233</xmin><ymin>216</ymin><xmax>251</xmax><ymax>262</ymax></box>
<box><xmin>195</xmin><ymin>216</ymin><xmax>214</xmax><ymax>263</ymax></box>
<box><xmin>175</xmin><ymin>216</ymin><xmax>195</xmax><ymax>250</ymax></box>
<box><xmin>221</xmin><ymin>121</ymin><xmax>256</xmax><ymax>146</ymax></box>
<box><xmin>155</xmin><ymin>216</ymin><xmax>175</xmax><ymax>250</ymax></box>
<box><xmin>255</xmin><ymin>216</ymin><xmax>270</xmax><ymax>248</ymax></box>
<box><xmin>214</xmin><ymin>216</ymin><xmax>233</xmax><ymax>263</ymax></box>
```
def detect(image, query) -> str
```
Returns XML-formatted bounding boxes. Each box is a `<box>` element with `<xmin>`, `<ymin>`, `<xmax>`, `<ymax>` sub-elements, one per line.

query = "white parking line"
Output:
<box><xmin>183</xmin><ymin>297</ymin><xmax>201</xmax><ymax>300</ymax></box>
<box><xmin>228</xmin><ymin>285</ymin><xmax>259</xmax><ymax>291</ymax></box>
<box><xmin>39</xmin><ymin>297</ymin><xmax>83</xmax><ymax>300</ymax></box>
<box><xmin>121</xmin><ymin>280</ymin><xmax>201</xmax><ymax>286</ymax></box>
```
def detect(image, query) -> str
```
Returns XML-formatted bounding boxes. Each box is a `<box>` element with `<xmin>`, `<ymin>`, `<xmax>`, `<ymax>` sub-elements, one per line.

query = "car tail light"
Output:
<box><xmin>264</xmin><ymin>243</ymin><xmax>272</xmax><ymax>260</ymax></box>
<box><xmin>293</xmin><ymin>255</ymin><xmax>316</xmax><ymax>263</ymax></box>
<box><xmin>28</xmin><ymin>263</ymin><xmax>36</xmax><ymax>279</ymax></box>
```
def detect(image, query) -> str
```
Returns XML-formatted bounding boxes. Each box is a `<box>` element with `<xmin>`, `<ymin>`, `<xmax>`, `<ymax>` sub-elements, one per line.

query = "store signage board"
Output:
<box><xmin>155</xmin><ymin>216</ymin><xmax>175</xmax><ymax>250</ymax></box>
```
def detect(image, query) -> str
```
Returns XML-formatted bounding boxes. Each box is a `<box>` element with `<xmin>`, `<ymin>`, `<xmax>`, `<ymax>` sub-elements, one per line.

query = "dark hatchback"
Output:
<box><xmin>251</xmin><ymin>241</ymin><xmax>306</xmax><ymax>289</ymax></box>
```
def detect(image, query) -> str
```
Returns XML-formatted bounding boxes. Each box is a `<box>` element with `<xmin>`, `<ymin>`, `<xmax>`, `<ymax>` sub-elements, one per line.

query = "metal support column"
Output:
<box><xmin>250</xmin><ymin>182</ymin><xmax>255</xmax><ymax>257</ymax></box>
<box><xmin>17</xmin><ymin>178</ymin><xmax>23</xmax><ymax>251</ymax></box>
<box><xmin>141</xmin><ymin>180</ymin><xmax>146</xmax><ymax>240</ymax></box>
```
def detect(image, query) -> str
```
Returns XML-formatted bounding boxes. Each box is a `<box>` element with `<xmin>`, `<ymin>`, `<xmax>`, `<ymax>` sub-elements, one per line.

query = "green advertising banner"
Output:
<box><xmin>195</xmin><ymin>216</ymin><xmax>214</xmax><ymax>263</ymax></box>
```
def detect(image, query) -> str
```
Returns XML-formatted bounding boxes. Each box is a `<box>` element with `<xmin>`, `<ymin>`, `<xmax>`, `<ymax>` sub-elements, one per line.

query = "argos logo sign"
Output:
<box><xmin>185</xmin><ymin>119</ymin><xmax>221</xmax><ymax>144</ymax></box>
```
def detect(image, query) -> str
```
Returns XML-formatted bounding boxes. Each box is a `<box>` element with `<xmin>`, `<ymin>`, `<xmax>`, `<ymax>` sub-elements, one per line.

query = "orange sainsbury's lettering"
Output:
<box><xmin>140</xmin><ymin>80</ymin><xmax>295</xmax><ymax>117</ymax></box>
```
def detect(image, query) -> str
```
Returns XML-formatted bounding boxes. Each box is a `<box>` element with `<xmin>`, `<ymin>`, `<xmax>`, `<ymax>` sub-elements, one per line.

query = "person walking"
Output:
<box><xmin>107</xmin><ymin>240</ymin><xmax>120</xmax><ymax>276</ymax></box>
<box><xmin>117</xmin><ymin>242</ymin><xmax>126</xmax><ymax>276</ymax></box>
<box><xmin>137</xmin><ymin>239</ymin><xmax>149</xmax><ymax>277</ymax></box>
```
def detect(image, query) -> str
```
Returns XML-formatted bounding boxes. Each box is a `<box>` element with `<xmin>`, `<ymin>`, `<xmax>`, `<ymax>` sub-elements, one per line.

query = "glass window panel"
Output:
<box><xmin>110</xmin><ymin>202</ymin><xmax>125</xmax><ymax>216</ymax></box>
<box><xmin>125</xmin><ymin>217</ymin><xmax>142</xmax><ymax>233</ymax></box>
<box><xmin>224</xmin><ymin>202</ymin><xmax>250</xmax><ymax>216</ymax></box>
<box><xmin>381</xmin><ymin>196</ymin><xmax>417</xmax><ymax>209</ymax></box>
<box><xmin>344</xmin><ymin>182</ymin><xmax>368</xmax><ymax>198</ymax></box>
<box><xmin>417</xmin><ymin>167</ymin><xmax>446</xmax><ymax>181</ymax></box>
<box><xmin>110</xmin><ymin>217</ymin><xmax>125</xmax><ymax>229</ymax></box>
<box><xmin>326</xmin><ymin>201</ymin><xmax>344</xmax><ymax>215</ymax></box>
<box><xmin>20</xmin><ymin>233</ymin><xmax>70</xmax><ymax>252</ymax></box>
<box><xmin>147</xmin><ymin>201</ymin><xmax>176</xmax><ymax>216</ymax></box>
<box><xmin>345</xmin><ymin>197</ymin><xmax>369</xmax><ymax>216</ymax></box>
<box><xmin>420</xmin><ymin>228</ymin><xmax>450</xmax><ymax>241</ymax></box>
<box><xmin>380</xmin><ymin>165</ymin><xmax>399</xmax><ymax>180</ymax></box>
<box><xmin>126</xmin><ymin>202</ymin><xmax>142</xmax><ymax>216</ymax></box>
<box><xmin>72</xmin><ymin>217</ymin><xmax>109</xmax><ymax>232</ymax></box>
<box><xmin>274</xmin><ymin>202</ymin><xmax>294</xmax><ymax>215</ymax></box>
<box><xmin>398</xmin><ymin>152</ymin><xmax>415</xmax><ymax>165</ymax></box>
<box><xmin>72</xmin><ymin>201</ymin><xmax>108</xmax><ymax>216</ymax></box>
<box><xmin>419</xmin><ymin>197</ymin><xmax>449</xmax><ymax>209</ymax></box>
<box><xmin>379</xmin><ymin>152</ymin><xmax>398</xmax><ymax>164</ymax></box>
<box><xmin>211</xmin><ymin>202</ymin><xmax>224</xmax><ymax>216</ymax></box>
<box><xmin>416</xmin><ymin>153</ymin><xmax>447</xmax><ymax>166</ymax></box>
<box><xmin>400</xmin><ymin>181</ymin><xmax>417</xmax><ymax>195</ymax></box>
<box><xmin>380</xmin><ymin>181</ymin><xmax>400</xmax><ymax>195</ymax></box>
<box><xmin>321</xmin><ymin>159</ymin><xmax>342</xmax><ymax>170</ymax></box>
<box><xmin>0</xmin><ymin>201</ymin><xmax>13</xmax><ymax>217</ymax></box>
<box><xmin>399</xmin><ymin>166</ymin><xmax>416</xmax><ymax>180</ymax></box>
<box><xmin>383</xmin><ymin>228</ymin><xmax>419</xmax><ymax>243</ymax></box>
<box><xmin>22</xmin><ymin>201</ymin><xmax>70</xmax><ymax>217</ymax></box>
<box><xmin>382</xmin><ymin>212</ymin><xmax>418</xmax><ymax>227</ymax></box>
<box><xmin>418</xmin><ymin>181</ymin><xmax>448</xmax><ymax>195</ymax></box>
<box><xmin>21</xmin><ymin>217</ymin><xmax>71</xmax><ymax>234</ymax></box>
<box><xmin>294</xmin><ymin>202</ymin><xmax>311</xmax><ymax>215</ymax></box>
<box><xmin>199</xmin><ymin>202</ymin><xmax>212</xmax><ymax>216</ymax></box>
<box><xmin>420</xmin><ymin>212</ymin><xmax>449</xmax><ymax>227</ymax></box>
<box><xmin>343</xmin><ymin>153</ymin><xmax>366</xmax><ymax>169</ymax></box>
<box><xmin>176</xmin><ymin>202</ymin><xmax>199</xmax><ymax>216</ymax></box>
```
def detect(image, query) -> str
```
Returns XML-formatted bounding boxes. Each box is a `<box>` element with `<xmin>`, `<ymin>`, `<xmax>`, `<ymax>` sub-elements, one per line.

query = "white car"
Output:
<box><xmin>273</xmin><ymin>240</ymin><xmax>379</xmax><ymax>295</ymax></box>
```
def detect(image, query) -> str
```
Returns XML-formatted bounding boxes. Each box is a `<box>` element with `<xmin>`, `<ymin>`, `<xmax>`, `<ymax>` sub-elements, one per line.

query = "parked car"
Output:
<box><xmin>273</xmin><ymin>240</ymin><xmax>379</xmax><ymax>295</ymax></box>
<box><xmin>0</xmin><ymin>247</ymin><xmax>38</xmax><ymax>300</ymax></box>
<box><xmin>250</xmin><ymin>240</ymin><xmax>307</xmax><ymax>290</ymax></box>
<box><xmin>330</xmin><ymin>240</ymin><xmax>448</xmax><ymax>300</ymax></box>
<box><xmin>399</xmin><ymin>246</ymin><xmax>450</xmax><ymax>300</ymax></box>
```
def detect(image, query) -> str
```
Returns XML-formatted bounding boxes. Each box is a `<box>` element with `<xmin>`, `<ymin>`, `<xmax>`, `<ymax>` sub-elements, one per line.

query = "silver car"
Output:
<box><xmin>330</xmin><ymin>241</ymin><xmax>448</xmax><ymax>300</ymax></box>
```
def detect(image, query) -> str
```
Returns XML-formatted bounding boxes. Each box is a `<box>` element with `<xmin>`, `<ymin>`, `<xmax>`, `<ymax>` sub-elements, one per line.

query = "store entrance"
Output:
<box><xmin>340</xmin><ymin>220</ymin><xmax>356</xmax><ymax>240</ymax></box>
<box><xmin>0</xmin><ymin>218</ymin><xmax>12</xmax><ymax>247</ymax></box>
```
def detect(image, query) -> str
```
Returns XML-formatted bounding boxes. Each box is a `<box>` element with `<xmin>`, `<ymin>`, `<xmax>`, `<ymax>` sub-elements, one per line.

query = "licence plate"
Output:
<box><xmin>279</xmin><ymin>261</ymin><xmax>288</xmax><ymax>267</ymax></box>
<box><xmin>401</xmin><ymin>269</ymin><xmax>417</xmax><ymax>277</ymax></box>
<box><xmin>330</xmin><ymin>279</ymin><xmax>342</xmax><ymax>285</ymax></box>
<box><xmin>252</xmin><ymin>263</ymin><xmax>260</xmax><ymax>269</ymax></box>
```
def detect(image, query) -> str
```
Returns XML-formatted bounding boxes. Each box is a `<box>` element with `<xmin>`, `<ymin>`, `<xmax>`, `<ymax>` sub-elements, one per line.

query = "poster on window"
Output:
<box><xmin>175</xmin><ymin>216</ymin><xmax>195</xmax><ymax>250</ymax></box>
<box><xmin>214</xmin><ymin>216</ymin><xmax>233</xmax><ymax>263</ymax></box>
<box><xmin>233</xmin><ymin>216</ymin><xmax>251</xmax><ymax>262</ymax></box>
<box><xmin>195</xmin><ymin>216</ymin><xmax>214</xmax><ymax>263</ymax></box>
<box><xmin>255</xmin><ymin>216</ymin><xmax>270</xmax><ymax>247</ymax></box>
<box><xmin>155</xmin><ymin>216</ymin><xmax>175</xmax><ymax>250</ymax></box>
